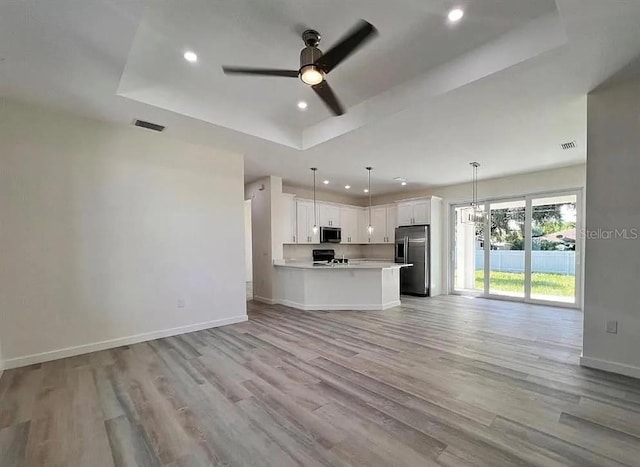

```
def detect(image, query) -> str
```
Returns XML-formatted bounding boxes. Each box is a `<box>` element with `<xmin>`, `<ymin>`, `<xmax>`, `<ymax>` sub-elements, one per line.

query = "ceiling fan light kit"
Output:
<box><xmin>222</xmin><ymin>20</ymin><xmax>378</xmax><ymax>116</ymax></box>
<box><xmin>300</xmin><ymin>65</ymin><xmax>324</xmax><ymax>85</ymax></box>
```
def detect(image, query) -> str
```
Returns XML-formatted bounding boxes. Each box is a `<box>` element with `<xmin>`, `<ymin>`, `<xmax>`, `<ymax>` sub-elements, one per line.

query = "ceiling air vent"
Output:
<box><xmin>561</xmin><ymin>140</ymin><xmax>577</xmax><ymax>150</ymax></box>
<box><xmin>134</xmin><ymin>119</ymin><xmax>165</xmax><ymax>132</ymax></box>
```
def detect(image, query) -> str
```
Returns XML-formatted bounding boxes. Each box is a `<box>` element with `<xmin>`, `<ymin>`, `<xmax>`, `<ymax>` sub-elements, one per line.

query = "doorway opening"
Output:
<box><xmin>244</xmin><ymin>199</ymin><xmax>253</xmax><ymax>300</ymax></box>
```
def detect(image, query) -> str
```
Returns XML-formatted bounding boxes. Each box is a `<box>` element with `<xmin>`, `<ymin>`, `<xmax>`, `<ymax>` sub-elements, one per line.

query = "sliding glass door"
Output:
<box><xmin>452</xmin><ymin>190</ymin><xmax>581</xmax><ymax>307</ymax></box>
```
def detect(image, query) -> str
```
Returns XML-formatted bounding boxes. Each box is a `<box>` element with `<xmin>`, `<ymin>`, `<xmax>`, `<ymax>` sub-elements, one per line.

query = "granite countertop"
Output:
<box><xmin>273</xmin><ymin>260</ymin><xmax>413</xmax><ymax>270</ymax></box>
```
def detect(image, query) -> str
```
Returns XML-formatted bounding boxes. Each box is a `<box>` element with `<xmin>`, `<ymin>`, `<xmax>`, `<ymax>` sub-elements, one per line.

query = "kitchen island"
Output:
<box><xmin>272</xmin><ymin>260</ymin><xmax>412</xmax><ymax>311</ymax></box>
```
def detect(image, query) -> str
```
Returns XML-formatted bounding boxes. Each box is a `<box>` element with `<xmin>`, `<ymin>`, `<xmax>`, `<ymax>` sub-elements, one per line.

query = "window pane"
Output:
<box><xmin>489</xmin><ymin>200</ymin><xmax>526</xmax><ymax>297</ymax></box>
<box><xmin>530</xmin><ymin>195</ymin><xmax>577</xmax><ymax>303</ymax></box>
<box><xmin>454</xmin><ymin>206</ymin><xmax>484</xmax><ymax>292</ymax></box>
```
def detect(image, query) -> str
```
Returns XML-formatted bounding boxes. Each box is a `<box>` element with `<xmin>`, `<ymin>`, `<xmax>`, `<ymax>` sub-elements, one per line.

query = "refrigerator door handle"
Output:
<box><xmin>404</xmin><ymin>237</ymin><xmax>409</xmax><ymax>264</ymax></box>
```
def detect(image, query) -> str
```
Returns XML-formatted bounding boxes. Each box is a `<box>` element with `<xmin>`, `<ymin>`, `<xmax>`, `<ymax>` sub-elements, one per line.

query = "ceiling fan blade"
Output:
<box><xmin>314</xmin><ymin>20</ymin><xmax>378</xmax><ymax>74</ymax></box>
<box><xmin>312</xmin><ymin>81</ymin><xmax>345</xmax><ymax>116</ymax></box>
<box><xmin>222</xmin><ymin>66</ymin><xmax>299</xmax><ymax>78</ymax></box>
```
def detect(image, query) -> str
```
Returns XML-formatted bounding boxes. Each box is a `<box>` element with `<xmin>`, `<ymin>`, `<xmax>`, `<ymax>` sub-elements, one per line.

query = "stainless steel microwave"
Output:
<box><xmin>320</xmin><ymin>227</ymin><xmax>342</xmax><ymax>243</ymax></box>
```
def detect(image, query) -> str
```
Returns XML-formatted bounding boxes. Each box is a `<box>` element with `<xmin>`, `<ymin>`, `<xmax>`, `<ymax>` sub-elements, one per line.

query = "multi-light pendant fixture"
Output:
<box><xmin>310</xmin><ymin>167</ymin><xmax>318</xmax><ymax>235</ymax></box>
<box><xmin>463</xmin><ymin>162</ymin><xmax>486</xmax><ymax>224</ymax></box>
<box><xmin>366</xmin><ymin>167</ymin><xmax>374</xmax><ymax>235</ymax></box>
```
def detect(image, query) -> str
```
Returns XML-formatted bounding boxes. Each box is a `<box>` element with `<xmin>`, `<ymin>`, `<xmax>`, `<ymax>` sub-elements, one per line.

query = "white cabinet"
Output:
<box><xmin>365</xmin><ymin>205</ymin><xmax>395</xmax><ymax>244</ymax></box>
<box><xmin>397</xmin><ymin>203</ymin><xmax>413</xmax><ymax>226</ymax></box>
<box><xmin>413</xmin><ymin>201</ymin><xmax>430</xmax><ymax>224</ymax></box>
<box><xmin>387</xmin><ymin>205</ymin><xmax>397</xmax><ymax>238</ymax></box>
<box><xmin>319</xmin><ymin>203</ymin><xmax>340</xmax><ymax>227</ymax></box>
<box><xmin>296</xmin><ymin>200</ymin><xmax>320</xmax><ymax>244</ymax></box>
<box><xmin>340</xmin><ymin>206</ymin><xmax>360</xmax><ymax>244</ymax></box>
<box><xmin>369</xmin><ymin>206</ymin><xmax>387</xmax><ymax>243</ymax></box>
<box><xmin>396</xmin><ymin>199</ymin><xmax>431</xmax><ymax>226</ymax></box>
<box><xmin>357</xmin><ymin>209</ymin><xmax>369</xmax><ymax>244</ymax></box>
<box><xmin>281</xmin><ymin>194</ymin><xmax>297</xmax><ymax>244</ymax></box>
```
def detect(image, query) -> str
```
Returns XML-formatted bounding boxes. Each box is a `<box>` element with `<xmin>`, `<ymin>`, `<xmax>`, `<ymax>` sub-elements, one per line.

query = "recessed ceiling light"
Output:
<box><xmin>364</xmin><ymin>188</ymin><xmax>369</xmax><ymax>193</ymax></box>
<box><xmin>184</xmin><ymin>51</ymin><xmax>198</xmax><ymax>63</ymax></box>
<box><xmin>448</xmin><ymin>8</ymin><xmax>464</xmax><ymax>22</ymax></box>
<box><xmin>345</xmin><ymin>185</ymin><xmax>351</xmax><ymax>190</ymax></box>
<box><xmin>323</xmin><ymin>180</ymin><xmax>330</xmax><ymax>185</ymax></box>
<box><xmin>297</xmin><ymin>101</ymin><xmax>308</xmax><ymax>110</ymax></box>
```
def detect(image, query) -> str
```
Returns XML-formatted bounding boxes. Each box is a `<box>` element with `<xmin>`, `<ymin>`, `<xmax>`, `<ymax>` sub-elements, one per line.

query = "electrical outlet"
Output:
<box><xmin>177</xmin><ymin>298</ymin><xmax>186</xmax><ymax>309</ymax></box>
<box><xmin>606</xmin><ymin>320</ymin><xmax>618</xmax><ymax>334</ymax></box>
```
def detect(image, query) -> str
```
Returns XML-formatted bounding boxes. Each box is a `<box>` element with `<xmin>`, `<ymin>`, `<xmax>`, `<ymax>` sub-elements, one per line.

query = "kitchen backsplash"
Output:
<box><xmin>361</xmin><ymin>244</ymin><xmax>395</xmax><ymax>259</ymax></box>
<box><xmin>283</xmin><ymin>243</ymin><xmax>394</xmax><ymax>260</ymax></box>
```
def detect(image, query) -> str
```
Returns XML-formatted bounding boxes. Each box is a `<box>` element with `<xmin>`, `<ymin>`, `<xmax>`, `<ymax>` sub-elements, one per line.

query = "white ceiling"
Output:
<box><xmin>1</xmin><ymin>0</ymin><xmax>640</xmax><ymax>197</ymax></box>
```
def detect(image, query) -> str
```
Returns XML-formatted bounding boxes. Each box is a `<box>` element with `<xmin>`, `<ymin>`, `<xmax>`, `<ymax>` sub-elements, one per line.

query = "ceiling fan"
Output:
<box><xmin>222</xmin><ymin>20</ymin><xmax>378</xmax><ymax>116</ymax></box>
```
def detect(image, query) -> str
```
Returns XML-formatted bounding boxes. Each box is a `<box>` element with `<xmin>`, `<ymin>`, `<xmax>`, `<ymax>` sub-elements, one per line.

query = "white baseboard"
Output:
<box><xmin>275</xmin><ymin>298</ymin><xmax>401</xmax><ymax>311</ymax></box>
<box><xmin>253</xmin><ymin>296</ymin><xmax>277</xmax><ymax>305</ymax></box>
<box><xmin>580</xmin><ymin>354</ymin><xmax>640</xmax><ymax>379</ymax></box>
<box><xmin>2</xmin><ymin>315</ymin><xmax>248</xmax><ymax>370</ymax></box>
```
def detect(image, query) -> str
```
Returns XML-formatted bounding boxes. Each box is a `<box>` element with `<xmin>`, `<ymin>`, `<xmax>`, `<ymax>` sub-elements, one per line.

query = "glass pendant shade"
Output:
<box><xmin>463</xmin><ymin>162</ymin><xmax>486</xmax><ymax>225</ymax></box>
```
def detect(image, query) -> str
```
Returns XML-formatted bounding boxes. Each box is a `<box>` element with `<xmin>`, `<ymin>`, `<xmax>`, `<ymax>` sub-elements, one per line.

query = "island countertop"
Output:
<box><xmin>273</xmin><ymin>260</ymin><xmax>413</xmax><ymax>270</ymax></box>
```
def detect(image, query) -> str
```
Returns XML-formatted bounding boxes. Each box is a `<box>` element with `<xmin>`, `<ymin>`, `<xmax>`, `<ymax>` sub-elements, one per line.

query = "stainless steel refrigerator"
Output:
<box><xmin>395</xmin><ymin>225</ymin><xmax>430</xmax><ymax>297</ymax></box>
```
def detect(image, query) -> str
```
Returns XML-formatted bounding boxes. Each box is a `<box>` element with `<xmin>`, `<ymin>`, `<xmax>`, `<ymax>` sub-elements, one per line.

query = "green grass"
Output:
<box><xmin>475</xmin><ymin>271</ymin><xmax>575</xmax><ymax>297</ymax></box>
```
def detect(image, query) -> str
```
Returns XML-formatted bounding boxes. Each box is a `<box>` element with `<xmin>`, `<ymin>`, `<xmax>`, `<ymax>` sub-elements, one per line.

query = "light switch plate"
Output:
<box><xmin>606</xmin><ymin>320</ymin><xmax>618</xmax><ymax>334</ymax></box>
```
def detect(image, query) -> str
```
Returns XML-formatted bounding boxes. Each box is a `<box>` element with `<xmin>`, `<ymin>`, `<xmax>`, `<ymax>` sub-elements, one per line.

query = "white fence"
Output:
<box><xmin>476</xmin><ymin>251</ymin><xmax>575</xmax><ymax>275</ymax></box>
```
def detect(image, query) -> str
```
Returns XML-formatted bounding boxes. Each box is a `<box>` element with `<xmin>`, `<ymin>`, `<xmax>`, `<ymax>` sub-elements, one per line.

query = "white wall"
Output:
<box><xmin>582</xmin><ymin>76</ymin><xmax>640</xmax><ymax>378</ymax></box>
<box><xmin>372</xmin><ymin>164</ymin><xmax>586</xmax><ymax>206</ymax></box>
<box><xmin>283</xmin><ymin>184</ymin><xmax>366</xmax><ymax>206</ymax></box>
<box><xmin>0</xmin><ymin>100</ymin><xmax>247</xmax><ymax>368</ymax></box>
<box><xmin>244</xmin><ymin>200</ymin><xmax>253</xmax><ymax>282</ymax></box>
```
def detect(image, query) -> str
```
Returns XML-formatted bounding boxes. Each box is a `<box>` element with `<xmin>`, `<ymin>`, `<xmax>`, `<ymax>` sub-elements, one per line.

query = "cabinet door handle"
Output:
<box><xmin>293</xmin><ymin>235</ymin><xmax>296</xmax><ymax>242</ymax></box>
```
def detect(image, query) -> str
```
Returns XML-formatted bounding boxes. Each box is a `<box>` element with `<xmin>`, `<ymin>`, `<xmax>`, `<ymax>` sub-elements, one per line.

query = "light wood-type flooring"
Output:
<box><xmin>2</xmin><ymin>295</ymin><xmax>640</xmax><ymax>466</ymax></box>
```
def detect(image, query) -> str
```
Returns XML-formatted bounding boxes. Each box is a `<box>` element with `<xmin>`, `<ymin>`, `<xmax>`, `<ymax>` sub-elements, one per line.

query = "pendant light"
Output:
<box><xmin>311</xmin><ymin>167</ymin><xmax>318</xmax><ymax>235</ymax></box>
<box><xmin>366</xmin><ymin>167</ymin><xmax>374</xmax><ymax>235</ymax></box>
<box><xmin>463</xmin><ymin>162</ymin><xmax>486</xmax><ymax>224</ymax></box>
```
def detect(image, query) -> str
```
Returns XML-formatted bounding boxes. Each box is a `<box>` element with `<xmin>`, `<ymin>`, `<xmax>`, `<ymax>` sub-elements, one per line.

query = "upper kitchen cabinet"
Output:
<box><xmin>366</xmin><ymin>205</ymin><xmax>396</xmax><ymax>244</ymax></box>
<box><xmin>396</xmin><ymin>198</ymin><xmax>440</xmax><ymax>226</ymax></box>
<box><xmin>318</xmin><ymin>203</ymin><xmax>340</xmax><ymax>227</ymax></box>
<box><xmin>340</xmin><ymin>206</ymin><xmax>361</xmax><ymax>244</ymax></box>
<box><xmin>296</xmin><ymin>200</ymin><xmax>320</xmax><ymax>244</ymax></box>
<box><xmin>280</xmin><ymin>194</ymin><xmax>297</xmax><ymax>244</ymax></box>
